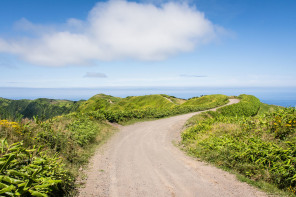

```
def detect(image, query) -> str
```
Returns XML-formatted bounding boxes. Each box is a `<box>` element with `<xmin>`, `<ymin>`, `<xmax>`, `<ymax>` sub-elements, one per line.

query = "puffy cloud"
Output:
<box><xmin>0</xmin><ymin>0</ymin><xmax>221</xmax><ymax>66</ymax></box>
<box><xmin>84</xmin><ymin>72</ymin><xmax>107</xmax><ymax>78</ymax></box>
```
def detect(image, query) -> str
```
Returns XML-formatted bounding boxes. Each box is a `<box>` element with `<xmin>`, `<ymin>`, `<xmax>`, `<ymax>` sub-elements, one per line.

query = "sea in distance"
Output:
<box><xmin>0</xmin><ymin>86</ymin><xmax>296</xmax><ymax>108</ymax></box>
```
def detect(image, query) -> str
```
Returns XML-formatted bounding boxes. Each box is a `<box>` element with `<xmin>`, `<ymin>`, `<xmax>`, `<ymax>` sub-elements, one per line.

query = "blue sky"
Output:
<box><xmin>0</xmin><ymin>0</ymin><xmax>296</xmax><ymax>90</ymax></box>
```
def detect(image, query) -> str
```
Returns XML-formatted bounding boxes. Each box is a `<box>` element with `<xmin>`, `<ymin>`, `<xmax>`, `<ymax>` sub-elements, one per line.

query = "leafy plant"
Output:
<box><xmin>0</xmin><ymin>138</ymin><xmax>72</xmax><ymax>196</ymax></box>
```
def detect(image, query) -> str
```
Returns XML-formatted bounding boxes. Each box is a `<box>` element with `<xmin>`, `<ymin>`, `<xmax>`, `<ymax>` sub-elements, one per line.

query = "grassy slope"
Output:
<box><xmin>109</xmin><ymin>94</ymin><xmax>177</xmax><ymax>110</ymax></box>
<box><xmin>103</xmin><ymin>94</ymin><xmax>229</xmax><ymax>123</ymax></box>
<box><xmin>79</xmin><ymin>94</ymin><xmax>228</xmax><ymax>113</ymax></box>
<box><xmin>78</xmin><ymin>94</ymin><xmax>186</xmax><ymax>112</ymax></box>
<box><xmin>257</xmin><ymin>102</ymin><xmax>282</xmax><ymax>115</ymax></box>
<box><xmin>0</xmin><ymin>97</ymin><xmax>82</xmax><ymax>120</ymax></box>
<box><xmin>78</xmin><ymin>94</ymin><xmax>121</xmax><ymax>112</ymax></box>
<box><xmin>160</xmin><ymin>94</ymin><xmax>186</xmax><ymax>105</ymax></box>
<box><xmin>181</xmin><ymin>95</ymin><xmax>296</xmax><ymax>196</ymax></box>
<box><xmin>183</xmin><ymin>94</ymin><xmax>229</xmax><ymax>106</ymax></box>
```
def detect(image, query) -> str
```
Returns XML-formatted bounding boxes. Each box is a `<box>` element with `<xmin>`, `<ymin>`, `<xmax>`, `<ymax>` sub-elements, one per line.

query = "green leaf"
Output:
<box><xmin>0</xmin><ymin>182</ymin><xmax>9</xmax><ymax>189</ymax></box>
<box><xmin>24</xmin><ymin>178</ymin><xmax>34</xmax><ymax>191</ymax></box>
<box><xmin>0</xmin><ymin>138</ymin><xmax>8</xmax><ymax>154</ymax></box>
<box><xmin>4</xmin><ymin>191</ymin><xmax>14</xmax><ymax>196</ymax></box>
<box><xmin>17</xmin><ymin>182</ymin><xmax>26</xmax><ymax>188</ymax></box>
<box><xmin>32</xmin><ymin>166</ymin><xmax>43</xmax><ymax>179</ymax></box>
<box><xmin>26</xmin><ymin>149</ymin><xmax>36</xmax><ymax>153</ymax></box>
<box><xmin>7</xmin><ymin>170</ymin><xmax>30</xmax><ymax>179</ymax></box>
<box><xmin>0</xmin><ymin>185</ymin><xmax>15</xmax><ymax>194</ymax></box>
<box><xmin>0</xmin><ymin>154</ymin><xmax>16</xmax><ymax>173</ymax></box>
<box><xmin>33</xmin><ymin>158</ymin><xmax>46</xmax><ymax>165</ymax></box>
<box><xmin>29</xmin><ymin>190</ymin><xmax>48</xmax><ymax>197</ymax></box>
<box><xmin>1</xmin><ymin>175</ymin><xmax>23</xmax><ymax>184</ymax></box>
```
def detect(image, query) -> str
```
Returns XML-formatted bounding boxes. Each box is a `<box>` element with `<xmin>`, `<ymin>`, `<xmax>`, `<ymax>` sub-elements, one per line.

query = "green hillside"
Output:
<box><xmin>91</xmin><ymin>94</ymin><xmax>229</xmax><ymax>123</ymax></box>
<box><xmin>182</xmin><ymin>94</ymin><xmax>228</xmax><ymax>106</ymax></box>
<box><xmin>109</xmin><ymin>94</ymin><xmax>176</xmax><ymax>110</ymax></box>
<box><xmin>160</xmin><ymin>94</ymin><xmax>186</xmax><ymax>105</ymax></box>
<box><xmin>78</xmin><ymin>94</ymin><xmax>121</xmax><ymax>112</ymax></box>
<box><xmin>0</xmin><ymin>94</ymin><xmax>229</xmax><ymax>123</ymax></box>
<box><xmin>78</xmin><ymin>94</ymin><xmax>186</xmax><ymax>112</ymax></box>
<box><xmin>0</xmin><ymin>97</ymin><xmax>82</xmax><ymax>120</ymax></box>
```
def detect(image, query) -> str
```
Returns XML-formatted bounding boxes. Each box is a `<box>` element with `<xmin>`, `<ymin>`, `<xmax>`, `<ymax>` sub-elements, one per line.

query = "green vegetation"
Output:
<box><xmin>257</xmin><ymin>102</ymin><xmax>282</xmax><ymax>115</ymax></box>
<box><xmin>108</xmin><ymin>94</ymin><xmax>176</xmax><ymax>110</ymax></box>
<box><xmin>0</xmin><ymin>93</ymin><xmax>230</xmax><ymax>196</ymax></box>
<box><xmin>0</xmin><ymin>139</ymin><xmax>69</xmax><ymax>196</ymax></box>
<box><xmin>78</xmin><ymin>94</ymin><xmax>185</xmax><ymax>112</ymax></box>
<box><xmin>77</xmin><ymin>94</ymin><xmax>229</xmax><ymax>124</ymax></box>
<box><xmin>217</xmin><ymin>94</ymin><xmax>261</xmax><ymax>117</ymax></box>
<box><xmin>0</xmin><ymin>111</ymin><xmax>114</xmax><ymax>196</ymax></box>
<box><xmin>182</xmin><ymin>94</ymin><xmax>296</xmax><ymax>195</ymax></box>
<box><xmin>102</xmin><ymin>94</ymin><xmax>228</xmax><ymax>123</ymax></box>
<box><xmin>5</xmin><ymin>93</ymin><xmax>292</xmax><ymax>196</ymax></box>
<box><xmin>0</xmin><ymin>98</ymin><xmax>82</xmax><ymax>121</ymax></box>
<box><xmin>77</xmin><ymin>94</ymin><xmax>121</xmax><ymax>112</ymax></box>
<box><xmin>160</xmin><ymin>94</ymin><xmax>186</xmax><ymax>105</ymax></box>
<box><xmin>183</xmin><ymin>94</ymin><xmax>228</xmax><ymax>107</ymax></box>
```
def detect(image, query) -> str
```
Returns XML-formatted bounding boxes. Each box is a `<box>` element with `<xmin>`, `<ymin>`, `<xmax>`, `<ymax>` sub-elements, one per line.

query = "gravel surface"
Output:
<box><xmin>78</xmin><ymin>99</ymin><xmax>267</xmax><ymax>197</ymax></box>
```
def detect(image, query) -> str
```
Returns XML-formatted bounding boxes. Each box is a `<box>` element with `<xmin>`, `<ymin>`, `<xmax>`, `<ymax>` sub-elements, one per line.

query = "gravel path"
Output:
<box><xmin>78</xmin><ymin>99</ymin><xmax>267</xmax><ymax>197</ymax></box>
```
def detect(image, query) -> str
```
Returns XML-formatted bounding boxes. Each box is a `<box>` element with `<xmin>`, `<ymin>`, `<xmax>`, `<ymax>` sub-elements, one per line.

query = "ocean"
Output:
<box><xmin>0</xmin><ymin>87</ymin><xmax>295</xmax><ymax>107</ymax></box>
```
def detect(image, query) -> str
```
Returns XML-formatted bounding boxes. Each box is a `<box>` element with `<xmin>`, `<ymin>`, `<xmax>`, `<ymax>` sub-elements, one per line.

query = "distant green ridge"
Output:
<box><xmin>0</xmin><ymin>97</ymin><xmax>82</xmax><ymax>120</ymax></box>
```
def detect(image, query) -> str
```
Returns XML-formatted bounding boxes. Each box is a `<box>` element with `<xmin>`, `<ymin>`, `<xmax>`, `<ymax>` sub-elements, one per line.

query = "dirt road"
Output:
<box><xmin>79</xmin><ymin>99</ymin><xmax>267</xmax><ymax>197</ymax></box>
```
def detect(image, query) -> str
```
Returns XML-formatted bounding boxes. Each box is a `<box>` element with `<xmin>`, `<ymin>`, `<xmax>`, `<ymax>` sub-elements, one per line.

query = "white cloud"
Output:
<box><xmin>0</xmin><ymin>0</ymin><xmax>221</xmax><ymax>66</ymax></box>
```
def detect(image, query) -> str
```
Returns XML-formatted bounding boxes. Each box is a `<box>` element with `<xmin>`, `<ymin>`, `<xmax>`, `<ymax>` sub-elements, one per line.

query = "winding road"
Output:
<box><xmin>78</xmin><ymin>99</ymin><xmax>267</xmax><ymax>197</ymax></box>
